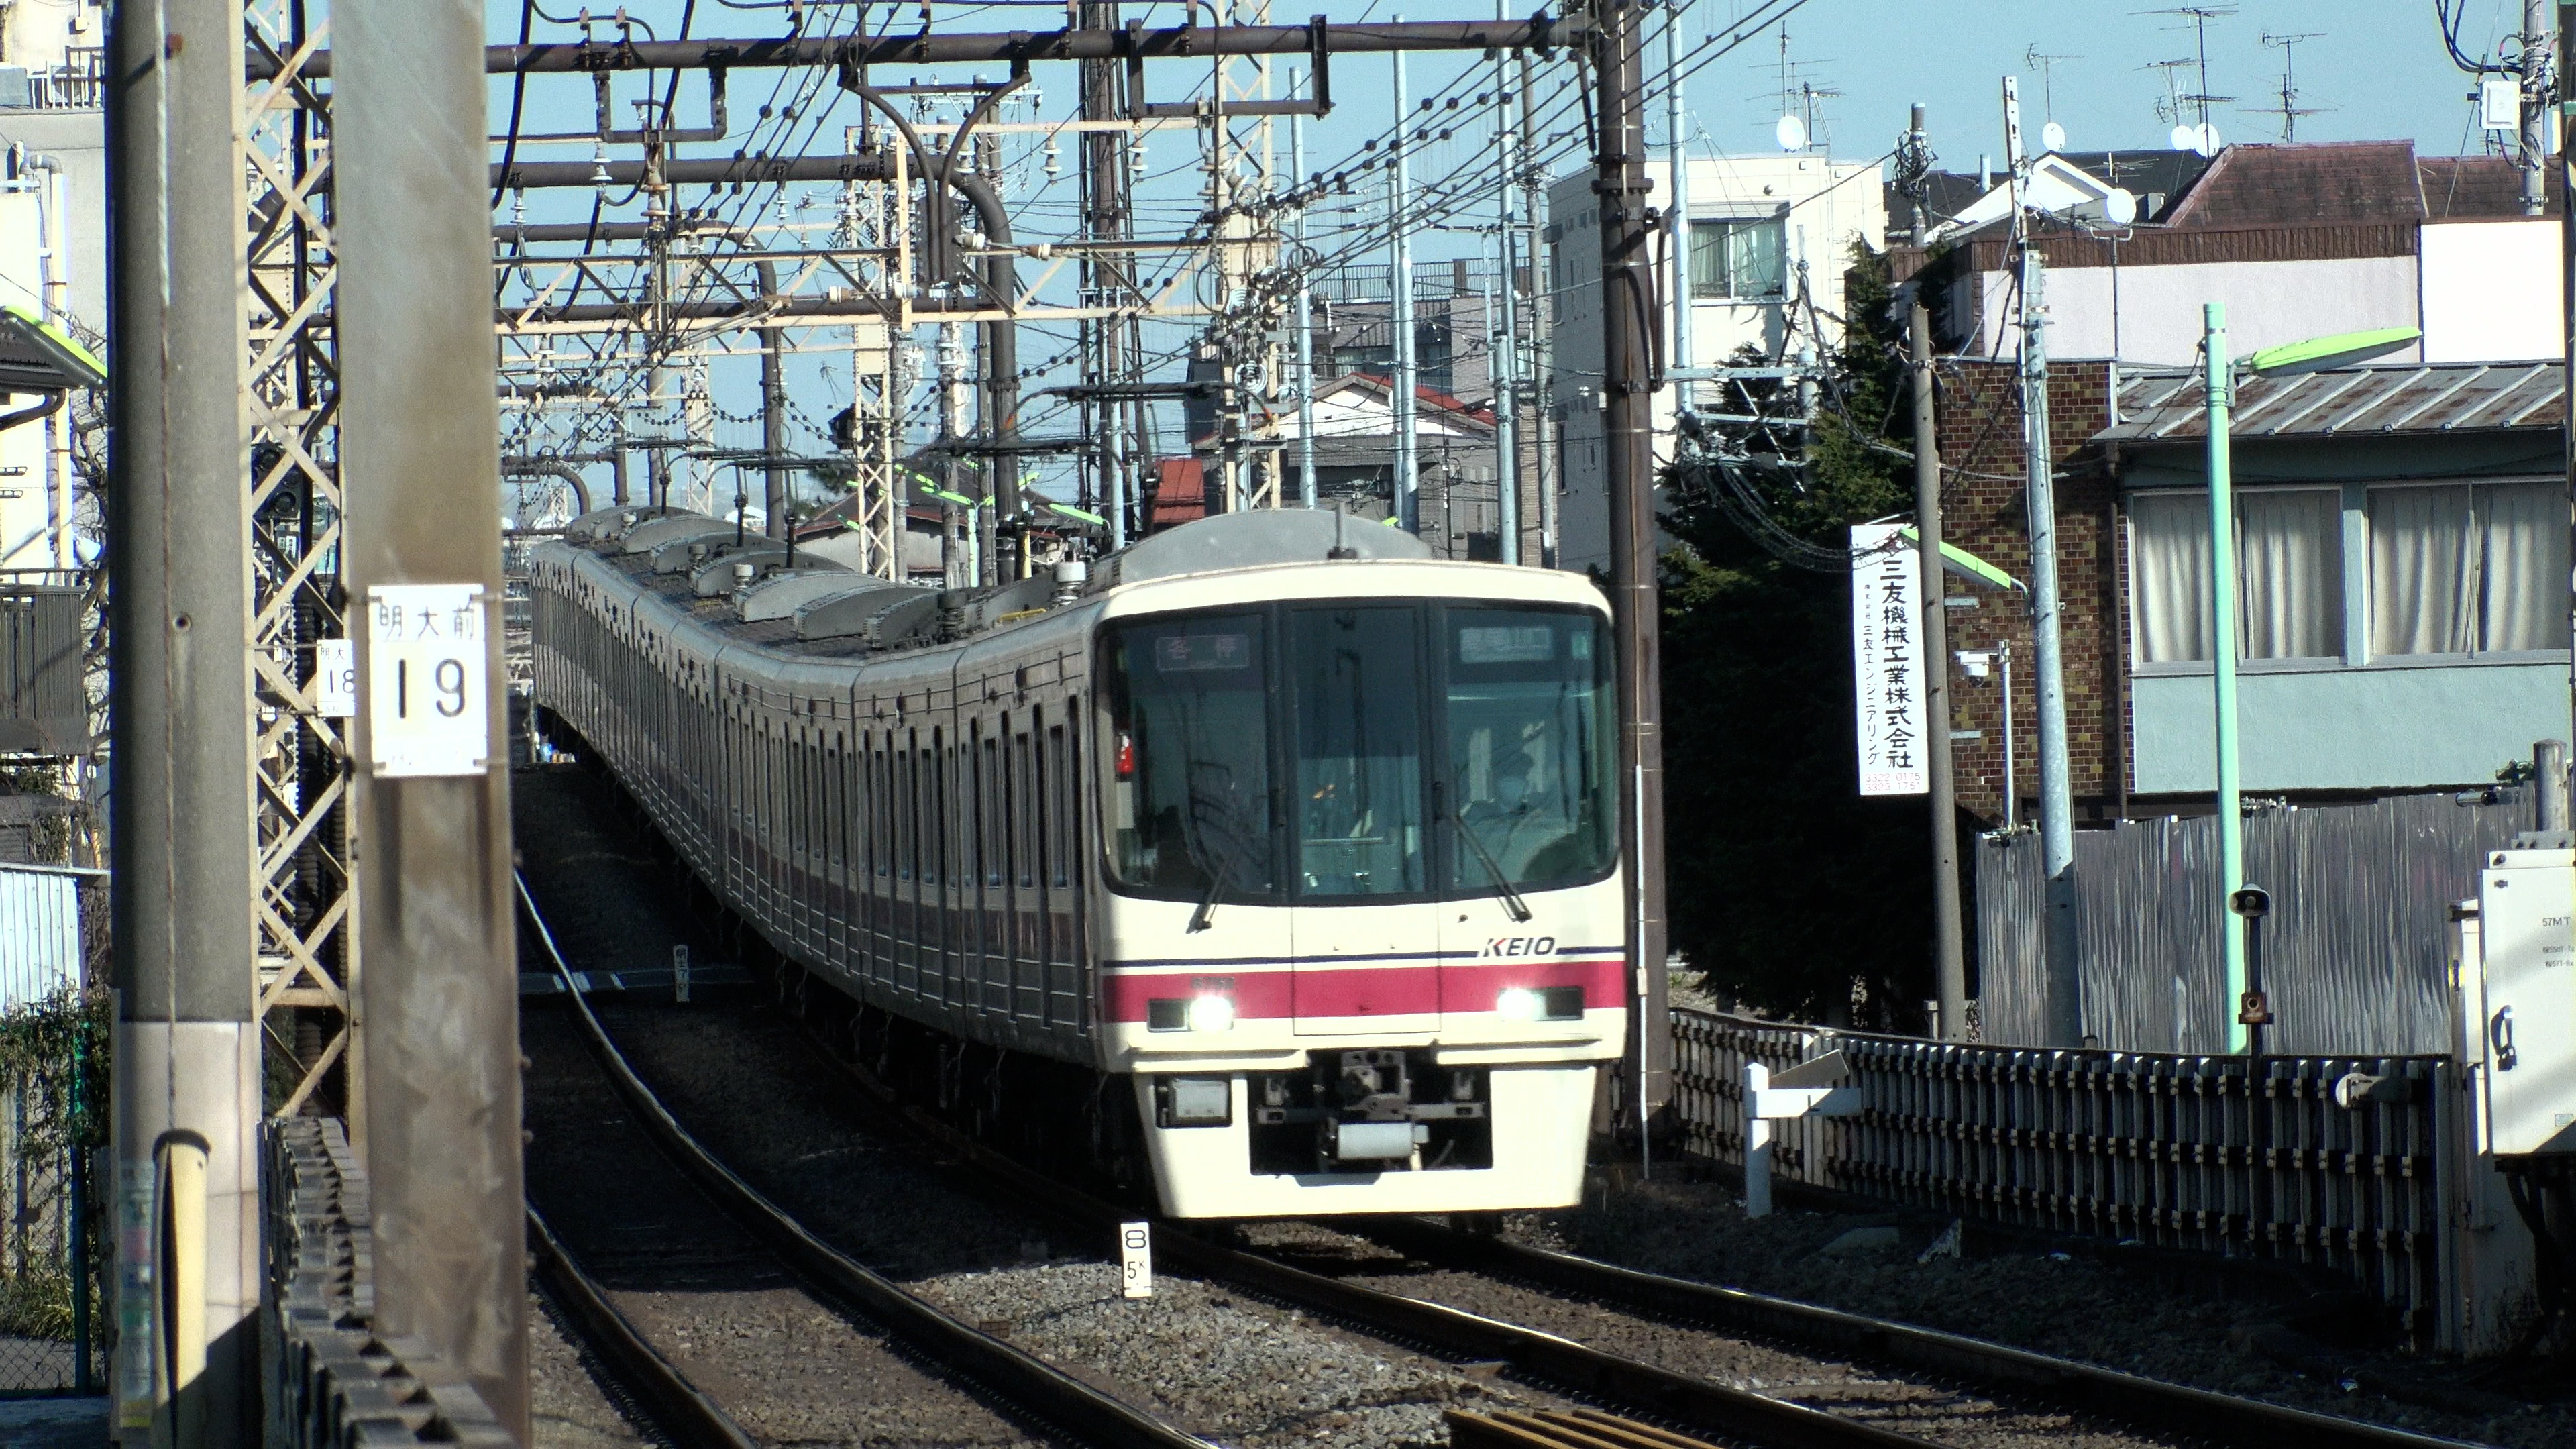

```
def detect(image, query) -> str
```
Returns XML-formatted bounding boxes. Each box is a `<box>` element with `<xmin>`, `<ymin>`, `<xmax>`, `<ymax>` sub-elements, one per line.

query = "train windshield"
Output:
<box><xmin>1103</xmin><ymin>602</ymin><xmax>1615</xmax><ymax>904</ymax></box>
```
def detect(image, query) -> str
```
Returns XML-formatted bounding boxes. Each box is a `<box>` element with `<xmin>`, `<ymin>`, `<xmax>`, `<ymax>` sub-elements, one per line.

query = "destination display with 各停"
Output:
<box><xmin>365</xmin><ymin>583</ymin><xmax>492</xmax><ymax>778</ymax></box>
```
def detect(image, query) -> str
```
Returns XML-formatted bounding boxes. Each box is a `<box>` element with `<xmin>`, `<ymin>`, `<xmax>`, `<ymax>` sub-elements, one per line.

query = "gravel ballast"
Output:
<box><xmin>1509</xmin><ymin>1177</ymin><xmax>2557</xmax><ymax>1448</ymax></box>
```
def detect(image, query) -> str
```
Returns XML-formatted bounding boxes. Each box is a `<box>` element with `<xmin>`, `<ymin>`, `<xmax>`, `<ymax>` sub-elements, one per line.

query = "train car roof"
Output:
<box><xmin>538</xmin><ymin>506</ymin><xmax>1607</xmax><ymax>684</ymax></box>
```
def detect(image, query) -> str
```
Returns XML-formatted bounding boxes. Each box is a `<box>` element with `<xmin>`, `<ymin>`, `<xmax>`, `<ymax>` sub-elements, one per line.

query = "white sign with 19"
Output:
<box><xmin>366</xmin><ymin>584</ymin><xmax>490</xmax><ymax>777</ymax></box>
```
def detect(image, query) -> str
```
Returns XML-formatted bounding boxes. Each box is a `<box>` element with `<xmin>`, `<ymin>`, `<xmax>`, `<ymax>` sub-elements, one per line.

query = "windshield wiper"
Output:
<box><xmin>1453</xmin><ymin>808</ymin><xmax>1533</xmax><ymax>922</ymax></box>
<box><xmin>1188</xmin><ymin>867</ymin><xmax>1227</xmax><ymax>933</ymax></box>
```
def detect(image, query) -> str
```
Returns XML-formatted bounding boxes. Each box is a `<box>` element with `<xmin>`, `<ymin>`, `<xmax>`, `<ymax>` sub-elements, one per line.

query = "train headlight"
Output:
<box><xmin>1495</xmin><ymin>987</ymin><xmax>1540</xmax><ymax>1021</ymax></box>
<box><xmin>1187</xmin><ymin>994</ymin><xmax>1236</xmax><ymax>1032</ymax></box>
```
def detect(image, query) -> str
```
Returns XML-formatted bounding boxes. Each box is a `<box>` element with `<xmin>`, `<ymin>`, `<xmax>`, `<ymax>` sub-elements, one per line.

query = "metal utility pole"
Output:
<box><xmin>1390</xmin><ymin>28</ymin><xmax>1421</xmax><ymax>533</ymax></box>
<box><xmin>2524</xmin><ymin>0</ymin><xmax>2551</xmax><ymax>217</ymax></box>
<box><xmin>1294</xmin><ymin>67</ymin><xmax>1319</xmax><ymax>509</ymax></box>
<box><xmin>336</xmin><ymin>0</ymin><xmax>529</xmax><ymax>1436</ymax></box>
<box><xmin>1490</xmin><ymin>7</ymin><xmax>1521</xmax><ymax>561</ymax></box>
<box><xmin>1911</xmin><ymin>295</ymin><xmax>1967</xmax><ymax>1042</ymax></box>
<box><xmin>1664</xmin><ymin>0</ymin><xmax>1693</xmax><ymax>408</ymax></box>
<box><xmin>761</xmin><ymin>300</ymin><xmax>789</xmax><ymax>537</ymax></box>
<box><xmin>1592</xmin><ymin>0</ymin><xmax>1672</xmax><ymax>1138</ymax></box>
<box><xmin>2004</xmin><ymin>77</ymin><xmax>2082</xmax><ymax>1046</ymax></box>
<box><xmin>1518</xmin><ymin>50</ymin><xmax>1560</xmax><ymax>568</ymax></box>
<box><xmin>107</xmin><ymin>1</ymin><xmax>260</xmax><ymax>1439</ymax></box>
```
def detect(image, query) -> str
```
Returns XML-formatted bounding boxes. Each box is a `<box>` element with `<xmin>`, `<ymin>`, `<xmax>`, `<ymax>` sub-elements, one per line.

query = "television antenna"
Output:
<box><xmin>2258</xmin><ymin>32</ymin><xmax>2331</xmax><ymax>142</ymax></box>
<box><xmin>2141</xmin><ymin>5</ymin><xmax>2239</xmax><ymax>129</ymax></box>
<box><xmin>2022</xmin><ymin>45</ymin><xmax>2082</xmax><ymax>124</ymax></box>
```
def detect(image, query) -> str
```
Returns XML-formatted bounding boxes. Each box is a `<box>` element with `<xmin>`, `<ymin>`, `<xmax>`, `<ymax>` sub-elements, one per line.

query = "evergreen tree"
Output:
<box><xmin>1657</xmin><ymin>246</ymin><xmax>1941</xmax><ymax>1026</ymax></box>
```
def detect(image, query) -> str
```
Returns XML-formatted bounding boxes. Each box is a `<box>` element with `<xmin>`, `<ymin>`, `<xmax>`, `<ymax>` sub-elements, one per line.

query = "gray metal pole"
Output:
<box><xmin>335</xmin><ymin>0</ymin><xmax>530</xmax><ymax>1438</ymax></box>
<box><xmin>2002</xmin><ymin>76</ymin><xmax>2080</xmax><ymax>1046</ymax></box>
<box><xmin>1594</xmin><ymin>0</ymin><xmax>1672</xmax><ymax>1141</ymax></box>
<box><xmin>1519</xmin><ymin>50</ymin><xmax>1558</xmax><ymax>568</ymax></box>
<box><xmin>1912</xmin><ymin>298</ymin><xmax>1966</xmax><ymax>1042</ymax></box>
<box><xmin>2526</xmin><ymin>0</ymin><xmax>2551</xmax><ymax>217</ymax></box>
<box><xmin>1390</xmin><ymin>29</ymin><xmax>1419</xmax><ymax>533</ymax></box>
<box><xmin>1487</xmin><ymin>238</ymin><xmax>1519</xmax><ymax>562</ymax></box>
<box><xmin>761</xmin><ymin>262</ymin><xmax>788</xmax><ymax>539</ymax></box>
<box><xmin>2540</xmin><ymin>739</ymin><xmax>2571</xmax><ymax>831</ymax></box>
<box><xmin>1293</xmin><ymin>70</ymin><xmax>1318</xmax><ymax>510</ymax></box>
<box><xmin>106</xmin><ymin>1</ymin><xmax>260</xmax><ymax>1440</ymax></box>
<box><xmin>1491</xmin><ymin>15</ymin><xmax>1520</xmax><ymax>562</ymax></box>
<box><xmin>1664</xmin><ymin>0</ymin><xmax>1691</xmax><ymax>411</ymax></box>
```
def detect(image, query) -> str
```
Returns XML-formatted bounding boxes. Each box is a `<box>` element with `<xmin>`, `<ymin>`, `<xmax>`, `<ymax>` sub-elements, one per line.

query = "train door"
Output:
<box><xmin>1284</xmin><ymin>603</ymin><xmax>1442</xmax><ymax>1036</ymax></box>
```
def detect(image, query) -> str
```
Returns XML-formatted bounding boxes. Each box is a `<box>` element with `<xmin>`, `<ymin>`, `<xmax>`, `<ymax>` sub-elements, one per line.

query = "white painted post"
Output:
<box><xmin>1743</xmin><ymin>1061</ymin><xmax>1772</xmax><ymax>1218</ymax></box>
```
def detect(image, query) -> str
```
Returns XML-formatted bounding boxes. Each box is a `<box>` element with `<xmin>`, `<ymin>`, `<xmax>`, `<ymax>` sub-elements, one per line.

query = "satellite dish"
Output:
<box><xmin>2169</xmin><ymin>124</ymin><xmax>2198</xmax><ymax>152</ymax></box>
<box><xmin>2040</xmin><ymin>121</ymin><xmax>2066</xmax><ymax>154</ymax></box>
<box><xmin>1774</xmin><ymin>113</ymin><xmax>1807</xmax><ymax>152</ymax></box>
<box><xmin>2192</xmin><ymin>121</ymin><xmax>2222</xmax><ymax>156</ymax></box>
<box><xmin>2104</xmin><ymin>187</ymin><xmax>2138</xmax><ymax>226</ymax></box>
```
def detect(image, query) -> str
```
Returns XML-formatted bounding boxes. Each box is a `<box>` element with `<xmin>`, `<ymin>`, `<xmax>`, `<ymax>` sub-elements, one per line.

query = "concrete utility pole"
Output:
<box><xmin>106</xmin><ymin>1</ymin><xmax>261</xmax><ymax>1440</ymax></box>
<box><xmin>1390</xmin><ymin>28</ymin><xmax>1420</xmax><ymax>533</ymax></box>
<box><xmin>2524</xmin><ymin>0</ymin><xmax>2551</xmax><ymax>217</ymax></box>
<box><xmin>1593</xmin><ymin>0</ymin><xmax>1673</xmax><ymax>1139</ymax></box>
<box><xmin>1294</xmin><ymin>67</ymin><xmax>1319</xmax><ymax>509</ymax></box>
<box><xmin>337</xmin><ymin>0</ymin><xmax>529</xmax><ymax>1436</ymax></box>
<box><xmin>1911</xmin><ymin>294</ymin><xmax>1967</xmax><ymax>1042</ymax></box>
<box><xmin>1517</xmin><ymin>48</ymin><xmax>1558</xmax><ymax>568</ymax></box>
<box><xmin>2004</xmin><ymin>77</ymin><xmax>2082</xmax><ymax>1046</ymax></box>
<box><xmin>761</xmin><ymin>262</ymin><xmax>789</xmax><ymax>538</ymax></box>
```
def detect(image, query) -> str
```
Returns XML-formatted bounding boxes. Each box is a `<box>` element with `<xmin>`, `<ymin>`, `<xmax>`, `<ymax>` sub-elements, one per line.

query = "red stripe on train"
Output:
<box><xmin>1099</xmin><ymin>956</ymin><xmax>1627</xmax><ymax>1024</ymax></box>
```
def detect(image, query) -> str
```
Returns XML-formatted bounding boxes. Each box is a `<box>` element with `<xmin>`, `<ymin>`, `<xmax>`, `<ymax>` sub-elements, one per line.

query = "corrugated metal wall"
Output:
<box><xmin>1975</xmin><ymin>788</ymin><xmax>2532</xmax><ymax>1055</ymax></box>
<box><xmin>0</xmin><ymin>863</ymin><xmax>93</xmax><ymax>1009</ymax></box>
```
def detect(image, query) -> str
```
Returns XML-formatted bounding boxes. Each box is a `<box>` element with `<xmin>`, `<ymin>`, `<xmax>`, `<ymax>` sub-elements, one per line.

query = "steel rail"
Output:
<box><xmin>250</xmin><ymin>17</ymin><xmax>1586</xmax><ymax>80</ymax></box>
<box><xmin>515</xmin><ymin>873</ymin><xmax>1217</xmax><ymax>1449</ymax></box>
<box><xmin>1358</xmin><ymin>1221</ymin><xmax>2488</xmax><ymax>1449</ymax></box>
<box><xmin>525</xmin><ymin>1207</ymin><xmax>761</xmax><ymax>1449</ymax></box>
<box><xmin>773</xmin><ymin>1016</ymin><xmax>1937</xmax><ymax>1449</ymax></box>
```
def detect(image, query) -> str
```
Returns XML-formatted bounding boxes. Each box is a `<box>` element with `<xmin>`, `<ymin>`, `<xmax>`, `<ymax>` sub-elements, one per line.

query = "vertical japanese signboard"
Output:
<box><xmin>1850</xmin><ymin>525</ymin><xmax>1927</xmax><ymax>796</ymax></box>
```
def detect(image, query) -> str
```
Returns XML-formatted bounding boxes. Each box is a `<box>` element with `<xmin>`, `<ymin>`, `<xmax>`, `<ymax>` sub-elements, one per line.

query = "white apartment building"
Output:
<box><xmin>0</xmin><ymin>0</ymin><xmax>101</xmax><ymax>571</ymax></box>
<box><xmin>1546</xmin><ymin>153</ymin><xmax>1886</xmax><ymax>574</ymax></box>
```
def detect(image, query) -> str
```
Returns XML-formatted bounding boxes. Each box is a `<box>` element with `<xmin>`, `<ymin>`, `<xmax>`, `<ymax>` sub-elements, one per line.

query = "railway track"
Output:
<box><xmin>519</xmin><ymin>873</ymin><xmax>1209</xmax><ymax>1449</ymax></box>
<box><xmin>511</xmin><ymin>764</ymin><xmax>2493</xmax><ymax>1449</ymax></box>
<box><xmin>761</xmin><ymin>981</ymin><xmax>2489</xmax><ymax>1449</ymax></box>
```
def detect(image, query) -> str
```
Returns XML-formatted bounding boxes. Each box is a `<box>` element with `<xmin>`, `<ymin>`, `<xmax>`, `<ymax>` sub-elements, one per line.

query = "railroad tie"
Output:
<box><xmin>1444</xmin><ymin>1407</ymin><xmax>1723</xmax><ymax>1449</ymax></box>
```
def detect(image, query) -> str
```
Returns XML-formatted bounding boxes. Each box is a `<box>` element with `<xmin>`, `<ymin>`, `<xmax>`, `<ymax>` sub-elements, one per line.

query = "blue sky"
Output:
<box><xmin>482</xmin><ymin>1</ymin><xmax>2508</xmax><ymax>474</ymax></box>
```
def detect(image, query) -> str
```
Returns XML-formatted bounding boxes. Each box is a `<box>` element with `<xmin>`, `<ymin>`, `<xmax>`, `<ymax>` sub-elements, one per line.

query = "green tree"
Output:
<box><xmin>1657</xmin><ymin>246</ymin><xmax>1941</xmax><ymax>1026</ymax></box>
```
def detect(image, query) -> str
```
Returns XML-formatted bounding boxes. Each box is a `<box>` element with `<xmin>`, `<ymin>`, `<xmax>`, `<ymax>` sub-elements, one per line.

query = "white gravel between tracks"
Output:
<box><xmin>912</xmin><ymin>1258</ymin><xmax>1528</xmax><ymax>1449</ymax></box>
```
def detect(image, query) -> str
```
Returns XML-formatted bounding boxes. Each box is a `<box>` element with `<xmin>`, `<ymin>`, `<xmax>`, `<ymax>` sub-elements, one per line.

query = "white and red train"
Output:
<box><xmin>530</xmin><ymin>506</ymin><xmax>1629</xmax><ymax>1218</ymax></box>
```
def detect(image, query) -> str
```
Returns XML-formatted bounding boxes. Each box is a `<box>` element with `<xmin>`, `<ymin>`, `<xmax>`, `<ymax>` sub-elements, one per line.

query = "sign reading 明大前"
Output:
<box><xmin>1849</xmin><ymin>525</ymin><xmax>1927</xmax><ymax>797</ymax></box>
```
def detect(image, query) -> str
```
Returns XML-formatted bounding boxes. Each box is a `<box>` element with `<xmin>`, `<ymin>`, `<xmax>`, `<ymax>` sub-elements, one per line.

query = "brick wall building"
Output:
<box><xmin>1932</xmin><ymin>358</ymin><xmax>2129</xmax><ymax>827</ymax></box>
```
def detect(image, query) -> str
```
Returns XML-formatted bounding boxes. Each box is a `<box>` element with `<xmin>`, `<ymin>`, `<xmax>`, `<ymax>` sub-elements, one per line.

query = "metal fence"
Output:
<box><xmin>264</xmin><ymin>1118</ymin><xmax>513</xmax><ymax>1447</ymax></box>
<box><xmin>1670</xmin><ymin>1008</ymin><xmax>2452</xmax><ymax>1341</ymax></box>
<box><xmin>1975</xmin><ymin>788</ymin><xmax>2534</xmax><ymax>1056</ymax></box>
<box><xmin>0</xmin><ymin>864</ymin><xmax>103</xmax><ymax>1397</ymax></box>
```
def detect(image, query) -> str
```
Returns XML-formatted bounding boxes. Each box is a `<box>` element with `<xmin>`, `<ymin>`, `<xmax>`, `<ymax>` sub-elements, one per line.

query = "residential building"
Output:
<box><xmin>1548</xmin><ymin>154</ymin><xmax>1887</xmax><ymax>574</ymax></box>
<box><xmin>1889</xmin><ymin>139</ymin><xmax>2576</xmax><ymax>825</ymax></box>
<box><xmin>0</xmin><ymin>4</ymin><xmax>102</xmax><ymax>571</ymax></box>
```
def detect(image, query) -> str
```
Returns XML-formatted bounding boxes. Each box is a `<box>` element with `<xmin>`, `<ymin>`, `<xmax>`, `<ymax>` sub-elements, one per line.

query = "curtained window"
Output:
<box><xmin>2368</xmin><ymin>482</ymin><xmax>2570</xmax><ymax>655</ymax></box>
<box><xmin>2129</xmin><ymin>489</ymin><xmax>2343</xmax><ymax>663</ymax></box>
<box><xmin>1688</xmin><ymin>219</ymin><xmax>1786</xmax><ymax>299</ymax></box>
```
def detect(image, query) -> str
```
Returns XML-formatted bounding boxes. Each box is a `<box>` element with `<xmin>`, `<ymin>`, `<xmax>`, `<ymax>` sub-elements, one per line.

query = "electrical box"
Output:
<box><xmin>2475</xmin><ymin>847</ymin><xmax>2576</xmax><ymax>1155</ymax></box>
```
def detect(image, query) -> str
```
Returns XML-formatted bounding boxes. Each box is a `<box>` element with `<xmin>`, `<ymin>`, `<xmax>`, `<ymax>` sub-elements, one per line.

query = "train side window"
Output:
<box><xmin>982</xmin><ymin>732</ymin><xmax>1004</xmax><ymax>887</ymax></box>
<box><xmin>928</xmin><ymin>733</ymin><xmax>947</xmax><ymax>887</ymax></box>
<box><xmin>897</xmin><ymin>741</ymin><xmax>914</xmax><ymax>882</ymax></box>
<box><xmin>875</xmin><ymin>746</ymin><xmax>891</xmax><ymax>879</ymax></box>
<box><xmin>1014</xmin><ymin>729</ymin><xmax>1037</xmax><ymax>890</ymax></box>
<box><xmin>1047</xmin><ymin>722</ymin><xmax>1071</xmax><ymax>890</ymax></box>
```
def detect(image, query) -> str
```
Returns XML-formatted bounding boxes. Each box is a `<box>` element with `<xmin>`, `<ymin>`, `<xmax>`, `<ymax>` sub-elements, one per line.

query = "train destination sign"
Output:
<box><xmin>366</xmin><ymin>583</ymin><xmax>492</xmax><ymax>778</ymax></box>
<box><xmin>1849</xmin><ymin>524</ymin><xmax>1927</xmax><ymax>798</ymax></box>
